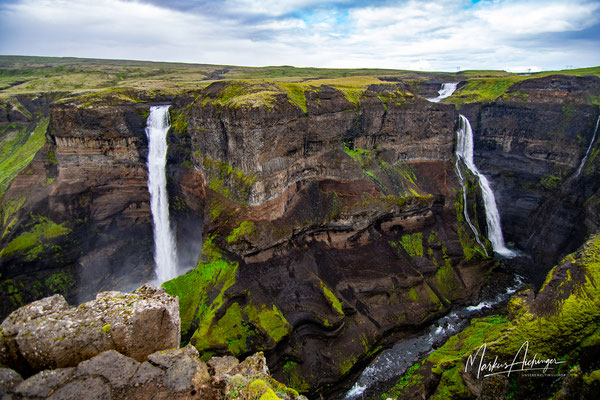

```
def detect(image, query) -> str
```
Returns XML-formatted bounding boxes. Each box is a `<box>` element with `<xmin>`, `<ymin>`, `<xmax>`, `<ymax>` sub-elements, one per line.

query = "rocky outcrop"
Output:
<box><xmin>1</xmin><ymin>347</ymin><xmax>307</xmax><ymax>400</ymax></box>
<box><xmin>0</xmin><ymin>284</ymin><xmax>179</xmax><ymax>375</ymax></box>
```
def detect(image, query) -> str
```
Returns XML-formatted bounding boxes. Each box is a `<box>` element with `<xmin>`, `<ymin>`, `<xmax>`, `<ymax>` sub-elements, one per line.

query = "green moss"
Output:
<box><xmin>0</xmin><ymin>118</ymin><xmax>48</xmax><ymax>198</ymax></box>
<box><xmin>282</xmin><ymin>361</ymin><xmax>312</xmax><ymax>393</ymax></box>
<box><xmin>200</xmin><ymin>156</ymin><xmax>256</xmax><ymax>204</ymax></box>
<box><xmin>408</xmin><ymin>287</ymin><xmax>419</xmax><ymax>302</ymax></box>
<box><xmin>162</xmin><ymin>235</ymin><xmax>239</xmax><ymax>341</ymax></box>
<box><xmin>318</xmin><ymin>280</ymin><xmax>344</xmax><ymax>316</ymax></box>
<box><xmin>44</xmin><ymin>271</ymin><xmax>75</xmax><ymax>295</ymax></box>
<box><xmin>390</xmin><ymin>233</ymin><xmax>423</xmax><ymax>258</ymax></box>
<box><xmin>382</xmin><ymin>363</ymin><xmax>424</xmax><ymax>399</ymax></box>
<box><xmin>0</xmin><ymin>215</ymin><xmax>70</xmax><ymax>260</ymax></box>
<box><xmin>434</xmin><ymin>254</ymin><xmax>461</xmax><ymax>299</ymax></box>
<box><xmin>431</xmin><ymin>365</ymin><xmax>471</xmax><ymax>400</ymax></box>
<box><xmin>276</xmin><ymin>82</ymin><xmax>313</xmax><ymax>113</ymax></box>
<box><xmin>539</xmin><ymin>171</ymin><xmax>564</xmax><ymax>191</ymax></box>
<box><xmin>208</xmin><ymin>199</ymin><xmax>227</xmax><ymax>222</ymax></box>
<box><xmin>453</xmin><ymin>188</ymin><xmax>488</xmax><ymax>260</ymax></box>
<box><xmin>169</xmin><ymin>109</ymin><xmax>188</xmax><ymax>135</ymax></box>
<box><xmin>1</xmin><ymin>196</ymin><xmax>26</xmax><ymax>228</ymax></box>
<box><xmin>343</xmin><ymin>144</ymin><xmax>375</xmax><ymax>168</ymax></box>
<box><xmin>191</xmin><ymin>299</ymin><xmax>291</xmax><ymax>357</ymax></box>
<box><xmin>202</xmin><ymin>81</ymin><xmax>279</xmax><ymax>110</ymax></box>
<box><xmin>227</xmin><ymin>221</ymin><xmax>255</xmax><ymax>244</ymax></box>
<box><xmin>164</xmin><ymin>234</ymin><xmax>291</xmax><ymax>356</ymax></box>
<box><xmin>447</xmin><ymin>77</ymin><xmax>523</xmax><ymax>105</ymax></box>
<box><xmin>246</xmin><ymin>303</ymin><xmax>291</xmax><ymax>343</ymax></box>
<box><xmin>102</xmin><ymin>324</ymin><xmax>111</xmax><ymax>333</ymax></box>
<box><xmin>46</xmin><ymin>150</ymin><xmax>57</xmax><ymax>165</ymax></box>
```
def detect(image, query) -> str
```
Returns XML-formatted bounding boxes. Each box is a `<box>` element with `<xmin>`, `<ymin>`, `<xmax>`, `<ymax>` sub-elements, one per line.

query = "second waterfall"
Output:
<box><xmin>456</xmin><ymin>115</ymin><xmax>516</xmax><ymax>258</ymax></box>
<box><xmin>146</xmin><ymin>105</ymin><xmax>178</xmax><ymax>283</ymax></box>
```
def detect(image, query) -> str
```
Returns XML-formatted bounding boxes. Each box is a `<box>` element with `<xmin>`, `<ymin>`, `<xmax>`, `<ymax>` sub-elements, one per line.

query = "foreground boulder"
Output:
<box><xmin>1</xmin><ymin>348</ymin><xmax>307</xmax><ymax>400</ymax></box>
<box><xmin>0</xmin><ymin>284</ymin><xmax>180</xmax><ymax>375</ymax></box>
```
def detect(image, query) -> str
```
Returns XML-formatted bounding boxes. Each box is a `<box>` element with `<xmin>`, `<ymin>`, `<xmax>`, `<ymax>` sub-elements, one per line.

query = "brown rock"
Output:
<box><xmin>207</xmin><ymin>356</ymin><xmax>239</xmax><ymax>379</ymax></box>
<box><xmin>46</xmin><ymin>376</ymin><xmax>111</xmax><ymax>400</ymax></box>
<box><xmin>13</xmin><ymin>368</ymin><xmax>74</xmax><ymax>398</ymax></box>
<box><xmin>0</xmin><ymin>368</ymin><xmax>22</xmax><ymax>396</ymax></box>
<box><xmin>0</xmin><ymin>284</ymin><xmax>179</xmax><ymax>373</ymax></box>
<box><xmin>75</xmin><ymin>350</ymin><xmax>139</xmax><ymax>389</ymax></box>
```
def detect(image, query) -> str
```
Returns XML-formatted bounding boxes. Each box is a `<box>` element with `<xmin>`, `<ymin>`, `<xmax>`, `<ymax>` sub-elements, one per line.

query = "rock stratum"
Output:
<box><xmin>1</xmin><ymin>70</ymin><xmax>600</xmax><ymax>397</ymax></box>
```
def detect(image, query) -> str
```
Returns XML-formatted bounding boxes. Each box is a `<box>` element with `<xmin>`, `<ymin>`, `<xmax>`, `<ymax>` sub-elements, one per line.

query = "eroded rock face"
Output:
<box><xmin>0</xmin><ymin>284</ymin><xmax>179</xmax><ymax>375</ymax></box>
<box><xmin>163</xmin><ymin>82</ymin><xmax>495</xmax><ymax>395</ymax></box>
<box><xmin>2</xmin><ymin>349</ymin><xmax>307</xmax><ymax>400</ymax></box>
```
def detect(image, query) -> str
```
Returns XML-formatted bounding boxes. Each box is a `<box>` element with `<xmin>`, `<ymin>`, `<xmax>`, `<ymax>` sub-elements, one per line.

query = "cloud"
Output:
<box><xmin>0</xmin><ymin>0</ymin><xmax>599</xmax><ymax>71</ymax></box>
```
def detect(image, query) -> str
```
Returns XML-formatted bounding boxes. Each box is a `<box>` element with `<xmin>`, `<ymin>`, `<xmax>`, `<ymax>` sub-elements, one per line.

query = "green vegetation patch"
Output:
<box><xmin>448</xmin><ymin>77</ymin><xmax>524</xmax><ymax>105</ymax></box>
<box><xmin>0</xmin><ymin>215</ymin><xmax>70</xmax><ymax>260</ymax></box>
<box><xmin>162</xmin><ymin>235</ymin><xmax>239</xmax><ymax>340</ymax></box>
<box><xmin>163</xmin><ymin>235</ymin><xmax>291</xmax><ymax>356</ymax></box>
<box><xmin>453</xmin><ymin>185</ymin><xmax>490</xmax><ymax>260</ymax></box>
<box><xmin>0</xmin><ymin>118</ymin><xmax>48</xmax><ymax>199</ymax></box>
<box><xmin>199</xmin><ymin>155</ymin><xmax>256</xmax><ymax>204</ymax></box>
<box><xmin>382</xmin><ymin>363</ymin><xmax>424</xmax><ymax>399</ymax></box>
<box><xmin>391</xmin><ymin>232</ymin><xmax>424</xmax><ymax>258</ymax></box>
<box><xmin>318</xmin><ymin>280</ymin><xmax>344</xmax><ymax>316</ymax></box>
<box><xmin>226</xmin><ymin>221</ymin><xmax>255</xmax><ymax>244</ymax></box>
<box><xmin>196</xmin><ymin>301</ymin><xmax>291</xmax><ymax>356</ymax></box>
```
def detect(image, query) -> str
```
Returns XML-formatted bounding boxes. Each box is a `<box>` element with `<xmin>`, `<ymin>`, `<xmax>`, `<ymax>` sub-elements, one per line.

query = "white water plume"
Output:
<box><xmin>427</xmin><ymin>82</ymin><xmax>458</xmax><ymax>102</ymax></box>
<box><xmin>456</xmin><ymin>115</ymin><xmax>515</xmax><ymax>258</ymax></box>
<box><xmin>145</xmin><ymin>105</ymin><xmax>178</xmax><ymax>283</ymax></box>
<box><xmin>574</xmin><ymin>115</ymin><xmax>600</xmax><ymax>178</ymax></box>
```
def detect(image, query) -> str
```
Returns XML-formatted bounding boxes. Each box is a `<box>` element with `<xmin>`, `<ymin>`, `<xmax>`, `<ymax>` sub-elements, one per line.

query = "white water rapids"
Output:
<box><xmin>427</xmin><ymin>82</ymin><xmax>458</xmax><ymax>102</ymax></box>
<box><xmin>146</xmin><ymin>105</ymin><xmax>178</xmax><ymax>283</ymax></box>
<box><xmin>456</xmin><ymin>115</ymin><xmax>516</xmax><ymax>258</ymax></box>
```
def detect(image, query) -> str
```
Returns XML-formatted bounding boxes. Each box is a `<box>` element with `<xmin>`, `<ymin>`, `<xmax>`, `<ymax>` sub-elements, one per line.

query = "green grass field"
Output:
<box><xmin>1</xmin><ymin>55</ymin><xmax>599</xmax><ymax>101</ymax></box>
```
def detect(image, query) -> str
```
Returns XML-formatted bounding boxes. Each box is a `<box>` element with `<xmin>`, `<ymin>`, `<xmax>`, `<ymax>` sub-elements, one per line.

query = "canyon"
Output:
<box><xmin>1</xmin><ymin>58</ymin><xmax>600</xmax><ymax>399</ymax></box>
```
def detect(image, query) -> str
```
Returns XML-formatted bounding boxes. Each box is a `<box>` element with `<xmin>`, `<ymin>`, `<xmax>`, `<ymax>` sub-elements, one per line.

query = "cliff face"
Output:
<box><xmin>162</xmin><ymin>81</ymin><xmax>497</xmax><ymax>394</ymax></box>
<box><xmin>460</xmin><ymin>75</ymin><xmax>600</xmax><ymax>273</ymax></box>
<box><xmin>0</xmin><ymin>92</ymin><xmax>165</xmax><ymax>315</ymax></box>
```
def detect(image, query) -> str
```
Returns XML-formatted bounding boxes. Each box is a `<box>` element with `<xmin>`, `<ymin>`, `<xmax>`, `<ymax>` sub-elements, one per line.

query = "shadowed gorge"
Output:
<box><xmin>1</xmin><ymin>56</ymin><xmax>600</xmax><ymax>399</ymax></box>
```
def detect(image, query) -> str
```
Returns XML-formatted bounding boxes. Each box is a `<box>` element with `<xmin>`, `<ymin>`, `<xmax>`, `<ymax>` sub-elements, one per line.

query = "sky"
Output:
<box><xmin>0</xmin><ymin>0</ymin><xmax>599</xmax><ymax>72</ymax></box>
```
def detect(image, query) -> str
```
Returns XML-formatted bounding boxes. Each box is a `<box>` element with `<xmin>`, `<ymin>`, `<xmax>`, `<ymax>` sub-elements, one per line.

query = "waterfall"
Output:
<box><xmin>427</xmin><ymin>82</ymin><xmax>458</xmax><ymax>103</ymax></box>
<box><xmin>455</xmin><ymin>156</ymin><xmax>488</xmax><ymax>257</ymax></box>
<box><xmin>146</xmin><ymin>105</ymin><xmax>178</xmax><ymax>283</ymax></box>
<box><xmin>574</xmin><ymin>115</ymin><xmax>600</xmax><ymax>178</ymax></box>
<box><xmin>456</xmin><ymin>115</ymin><xmax>515</xmax><ymax>258</ymax></box>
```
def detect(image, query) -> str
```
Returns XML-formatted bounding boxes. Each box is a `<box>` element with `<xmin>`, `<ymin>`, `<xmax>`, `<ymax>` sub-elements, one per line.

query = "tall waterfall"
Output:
<box><xmin>574</xmin><ymin>115</ymin><xmax>600</xmax><ymax>178</ymax></box>
<box><xmin>428</xmin><ymin>82</ymin><xmax>458</xmax><ymax>102</ymax></box>
<box><xmin>456</xmin><ymin>115</ymin><xmax>515</xmax><ymax>258</ymax></box>
<box><xmin>146</xmin><ymin>105</ymin><xmax>178</xmax><ymax>283</ymax></box>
